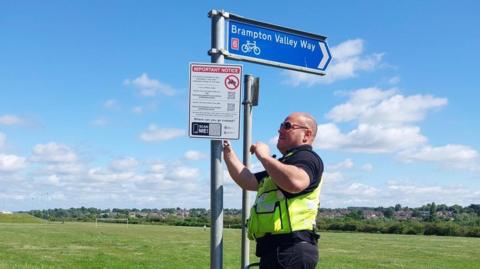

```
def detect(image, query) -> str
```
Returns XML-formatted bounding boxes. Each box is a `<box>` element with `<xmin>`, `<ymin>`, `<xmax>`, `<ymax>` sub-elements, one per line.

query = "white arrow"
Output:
<box><xmin>317</xmin><ymin>42</ymin><xmax>331</xmax><ymax>70</ymax></box>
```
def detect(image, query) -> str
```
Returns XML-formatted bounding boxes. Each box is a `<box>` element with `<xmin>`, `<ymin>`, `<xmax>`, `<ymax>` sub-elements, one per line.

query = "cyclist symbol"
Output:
<box><xmin>241</xmin><ymin>40</ymin><xmax>261</xmax><ymax>55</ymax></box>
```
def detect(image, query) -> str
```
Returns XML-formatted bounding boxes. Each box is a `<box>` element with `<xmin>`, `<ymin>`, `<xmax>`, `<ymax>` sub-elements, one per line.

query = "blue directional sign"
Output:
<box><xmin>226</xmin><ymin>15</ymin><xmax>332</xmax><ymax>75</ymax></box>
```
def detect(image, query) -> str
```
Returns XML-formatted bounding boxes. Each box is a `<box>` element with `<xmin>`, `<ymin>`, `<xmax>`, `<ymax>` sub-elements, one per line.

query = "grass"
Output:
<box><xmin>0</xmin><ymin>213</ymin><xmax>45</xmax><ymax>224</ymax></box>
<box><xmin>0</xmin><ymin>221</ymin><xmax>478</xmax><ymax>269</ymax></box>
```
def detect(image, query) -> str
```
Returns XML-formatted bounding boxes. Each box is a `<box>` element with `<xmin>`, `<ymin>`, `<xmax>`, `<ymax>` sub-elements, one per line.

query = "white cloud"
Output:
<box><xmin>169</xmin><ymin>166</ymin><xmax>200</xmax><ymax>179</ymax></box>
<box><xmin>321</xmin><ymin>166</ymin><xmax>480</xmax><ymax>207</ymax></box>
<box><xmin>322</xmin><ymin>171</ymin><xmax>346</xmax><ymax>183</ymax></box>
<box><xmin>328</xmin><ymin>158</ymin><xmax>354</xmax><ymax>170</ymax></box>
<box><xmin>314</xmin><ymin>88</ymin><xmax>458</xmax><ymax>159</ymax></box>
<box><xmin>87</xmin><ymin>167</ymin><xmax>140</xmax><ymax>183</ymax></box>
<box><xmin>30</xmin><ymin>143</ymin><xmax>77</xmax><ymax>163</ymax></box>
<box><xmin>91</xmin><ymin>117</ymin><xmax>108</xmax><ymax>127</ymax></box>
<box><xmin>398</xmin><ymin>145</ymin><xmax>480</xmax><ymax>171</ymax></box>
<box><xmin>282</xmin><ymin>39</ymin><xmax>384</xmax><ymax>86</ymax></box>
<box><xmin>343</xmin><ymin>182</ymin><xmax>380</xmax><ymax>197</ymax></box>
<box><xmin>2</xmin><ymin>145</ymin><xmax>478</xmax><ymax>210</ymax></box>
<box><xmin>360</xmin><ymin>163</ymin><xmax>374</xmax><ymax>172</ymax></box>
<box><xmin>269</xmin><ymin>135</ymin><xmax>279</xmax><ymax>146</ymax></box>
<box><xmin>0</xmin><ymin>132</ymin><xmax>5</xmax><ymax>148</ymax></box>
<box><xmin>124</xmin><ymin>73</ymin><xmax>175</xmax><ymax>97</ymax></box>
<box><xmin>327</xmin><ymin>88</ymin><xmax>447</xmax><ymax>126</ymax></box>
<box><xmin>49</xmin><ymin>192</ymin><xmax>67</xmax><ymax>201</ymax></box>
<box><xmin>104</xmin><ymin>99</ymin><xmax>119</xmax><ymax>109</ymax></box>
<box><xmin>388</xmin><ymin>76</ymin><xmax>401</xmax><ymax>85</ymax></box>
<box><xmin>46</xmin><ymin>174</ymin><xmax>61</xmax><ymax>186</ymax></box>
<box><xmin>184</xmin><ymin>150</ymin><xmax>206</xmax><ymax>161</ymax></box>
<box><xmin>40</xmin><ymin>163</ymin><xmax>84</xmax><ymax>175</ymax></box>
<box><xmin>314</xmin><ymin>123</ymin><xmax>426</xmax><ymax>153</ymax></box>
<box><xmin>388</xmin><ymin>184</ymin><xmax>455</xmax><ymax>195</ymax></box>
<box><xmin>0</xmin><ymin>154</ymin><xmax>26</xmax><ymax>172</ymax></box>
<box><xmin>132</xmin><ymin>101</ymin><xmax>159</xmax><ymax>115</ymax></box>
<box><xmin>1</xmin><ymin>144</ymin><xmax>212</xmax><ymax>210</ymax></box>
<box><xmin>139</xmin><ymin>124</ymin><xmax>184</xmax><ymax>142</ymax></box>
<box><xmin>319</xmin><ymin>164</ymin><xmax>480</xmax><ymax>208</ymax></box>
<box><xmin>315</xmin><ymin>86</ymin><xmax>480</xmax><ymax>173</ymax></box>
<box><xmin>385</xmin><ymin>182</ymin><xmax>479</xmax><ymax>206</ymax></box>
<box><xmin>326</xmin><ymin>87</ymin><xmax>397</xmax><ymax>123</ymax></box>
<box><xmin>0</xmin><ymin>193</ymin><xmax>25</xmax><ymax>201</ymax></box>
<box><xmin>251</xmin><ymin>161</ymin><xmax>266</xmax><ymax>173</ymax></box>
<box><xmin>110</xmin><ymin>157</ymin><xmax>138</xmax><ymax>172</ymax></box>
<box><xmin>149</xmin><ymin>162</ymin><xmax>166</xmax><ymax>174</ymax></box>
<box><xmin>0</xmin><ymin>115</ymin><xmax>24</xmax><ymax>125</ymax></box>
<box><xmin>132</xmin><ymin>106</ymin><xmax>144</xmax><ymax>115</ymax></box>
<box><xmin>324</xmin><ymin>181</ymin><xmax>380</xmax><ymax>198</ymax></box>
<box><xmin>137</xmin><ymin>161</ymin><xmax>205</xmax><ymax>195</ymax></box>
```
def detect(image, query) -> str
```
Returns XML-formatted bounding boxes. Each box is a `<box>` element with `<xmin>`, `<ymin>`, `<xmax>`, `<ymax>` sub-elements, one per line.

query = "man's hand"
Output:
<box><xmin>223</xmin><ymin>140</ymin><xmax>234</xmax><ymax>160</ymax></box>
<box><xmin>222</xmin><ymin>140</ymin><xmax>259</xmax><ymax>191</ymax></box>
<box><xmin>250</xmin><ymin>141</ymin><xmax>310</xmax><ymax>194</ymax></box>
<box><xmin>250</xmin><ymin>142</ymin><xmax>271</xmax><ymax>160</ymax></box>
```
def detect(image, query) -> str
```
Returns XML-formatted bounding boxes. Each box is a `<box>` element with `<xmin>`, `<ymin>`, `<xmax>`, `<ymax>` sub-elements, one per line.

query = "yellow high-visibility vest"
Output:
<box><xmin>247</xmin><ymin>151</ymin><xmax>323</xmax><ymax>240</ymax></box>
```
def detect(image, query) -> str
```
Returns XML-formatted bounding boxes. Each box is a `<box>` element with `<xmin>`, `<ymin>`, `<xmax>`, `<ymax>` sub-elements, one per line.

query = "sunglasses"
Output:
<box><xmin>280</xmin><ymin>121</ymin><xmax>309</xmax><ymax>131</ymax></box>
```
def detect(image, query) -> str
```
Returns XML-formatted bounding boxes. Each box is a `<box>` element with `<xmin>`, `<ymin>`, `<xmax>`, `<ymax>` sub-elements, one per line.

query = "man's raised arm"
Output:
<box><xmin>222</xmin><ymin>140</ymin><xmax>258</xmax><ymax>191</ymax></box>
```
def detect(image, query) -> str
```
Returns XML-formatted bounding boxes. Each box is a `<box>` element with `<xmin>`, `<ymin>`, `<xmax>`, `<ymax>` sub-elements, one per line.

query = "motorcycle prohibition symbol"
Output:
<box><xmin>241</xmin><ymin>40</ymin><xmax>261</xmax><ymax>55</ymax></box>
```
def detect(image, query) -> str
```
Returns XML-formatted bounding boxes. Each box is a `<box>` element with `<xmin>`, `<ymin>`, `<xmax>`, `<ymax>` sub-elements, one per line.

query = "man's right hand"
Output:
<box><xmin>223</xmin><ymin>140</ymin><xmax>233</xmax><ymax>159</ymax></box>
<box><xmin>222</xmin><ymin>140</ymin><xmax>259</xmax><ymax>191</ymax></box>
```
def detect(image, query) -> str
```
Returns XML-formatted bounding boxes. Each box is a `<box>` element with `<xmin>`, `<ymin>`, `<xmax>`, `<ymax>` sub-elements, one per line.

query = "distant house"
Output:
<box><xmin>394</xmin><ymin>210</ymin><xmax>413</xmax><ymax>220</ymax></box>
<box><xmin>419</xmin><ymin>211</ymin><xmax>430</xmax><ymax>218</ymax></box>
<box><xmin>363</xmin><ymin>210</ymin><xmax>384</xmax><ymax>219</ymax></box>
<box><xmin>0</xmin><ymin>211</ymin><xmax>13</xmax><ymax>214</ymax></box>
<box><xmin>436</xmin><ymin>210</ymin><xmax>455</xmax><ymax>221</ymax></box>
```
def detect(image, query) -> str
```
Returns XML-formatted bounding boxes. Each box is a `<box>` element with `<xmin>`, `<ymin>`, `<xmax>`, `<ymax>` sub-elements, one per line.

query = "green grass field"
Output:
<box><xmin>0</xmin><ymin>220</ymin><xmax>479</xmax><ymax>269</ymax></box>
<box><xmin>0</xmin><ymin>213</ymin><xmax>45</xmax><ymax>224</ymax></box>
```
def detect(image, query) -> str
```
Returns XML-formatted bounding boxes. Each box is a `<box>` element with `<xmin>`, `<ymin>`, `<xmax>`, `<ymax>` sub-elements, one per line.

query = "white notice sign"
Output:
<box><xmin>189</xmin><ymin>62</ymin><xmax>242</xmax><ymax>139</ymax></box>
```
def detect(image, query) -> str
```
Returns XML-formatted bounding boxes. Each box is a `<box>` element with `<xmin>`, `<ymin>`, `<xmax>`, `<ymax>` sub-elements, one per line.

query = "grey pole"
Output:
<box><xmin>209</xmin><ymin>9</ymin><xmax>224</xmax><ymax>269</ymax></box>
<box><xmin>241</xmin><ymin>75</ymin><xmax>253</xmax><ymax>269</ymax></box>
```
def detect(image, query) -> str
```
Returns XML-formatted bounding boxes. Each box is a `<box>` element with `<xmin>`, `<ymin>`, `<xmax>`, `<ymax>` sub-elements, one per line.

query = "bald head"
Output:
<box><xmin>290</xmin><ymin>112</ymin><xmax>317</xmax><ymax>137</ymax></box>
<box><xmin>277</xmin><ymin>112</ymin><xmax>318</xmax><ymax>153</ymax></box>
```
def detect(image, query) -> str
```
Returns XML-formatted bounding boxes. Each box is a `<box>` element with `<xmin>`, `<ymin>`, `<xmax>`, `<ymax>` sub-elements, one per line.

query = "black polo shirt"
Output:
<box><xmin>254</xmin><ymin>145</ymin><xmax>323</xmax><ymax>197</ymax></box>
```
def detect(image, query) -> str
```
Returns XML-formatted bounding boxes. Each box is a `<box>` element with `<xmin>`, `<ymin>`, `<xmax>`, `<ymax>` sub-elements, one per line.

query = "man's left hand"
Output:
<box><xmin>250</xmin><ymin>142</ymin><xmax>271</xmax><ymax>160</ymax></box>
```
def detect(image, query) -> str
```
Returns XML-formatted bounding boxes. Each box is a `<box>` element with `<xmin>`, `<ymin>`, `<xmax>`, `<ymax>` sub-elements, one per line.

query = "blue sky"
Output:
<box><xmin>1</xmin><ymin>1</ymin><xmax>479</xmax><ymax>211</ymax></box>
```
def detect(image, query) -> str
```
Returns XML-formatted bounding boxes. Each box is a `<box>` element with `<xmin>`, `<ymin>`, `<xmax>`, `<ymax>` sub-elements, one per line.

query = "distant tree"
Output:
<box><xmin>450</xmin><ymin>204</ymin><xmax>463</xmax><ymax>214</ymax></box>
<box><xmin>343</xmin><ymin>220</ymin><xmax>361</xmax><ymax>231</ymax></box>
<box><xmin>383</xmin><ymin>208</ymin><xmax>394</xmax><ymax>219</ymax></box>
<box><xmin>437</xmin><ymin>204</ymin><xmax>448</xmax><ymax>211</ymax></box>
<box><xmin>385</xmin><ymin>222</ymin><xmax>403</xmax><ymax>234</ymax></box>
<box><xmin>429</xmin><ymin>202</ymin><xmax>437</xmax><ymax>222</ymax></box>
<box><xmin>346</xmin><ymin>210</ymin><xmax>362</xmax><ymax>220</ymax></box>
<box><xmin>467</xmin><ymin>204</ymin><xmax>480</xmax><ymax>216</ymax></box>
<box><xmin>403</xmin><ymin>221</ymin><xmax>424</xmax><ymax>235</ymax></box>
<box><xmin>395</xmin><ymin>204</ymin><xmax>402</xmax><ymax>211</ymax></box>
<box><xmin>411</xmin><ymin>208</ymin><xmax>420</xmax><ymax>218</ymax></box>
<box><xmin>466</xmin><ymin>226</ymin><xmax>480</xmax><ymax>237</ymax></box>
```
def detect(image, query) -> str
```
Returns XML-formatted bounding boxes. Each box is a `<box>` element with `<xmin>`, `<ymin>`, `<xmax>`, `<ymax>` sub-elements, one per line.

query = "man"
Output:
<box><xmin>223</xmin><ymin>112</ymin><xmax>324</xmax><ymax>269</ymax></box>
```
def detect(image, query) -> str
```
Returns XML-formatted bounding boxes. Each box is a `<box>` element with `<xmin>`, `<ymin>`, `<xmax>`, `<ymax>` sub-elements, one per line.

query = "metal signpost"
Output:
<box><xmin>241</xmin><ymin>75</ymin><xmax>259</xmax><ymax>269</ymax></box>
<box><xmin>205</xmin><ymin>10</ymin><xmax>331</xmax><ymax>269</ymax></box>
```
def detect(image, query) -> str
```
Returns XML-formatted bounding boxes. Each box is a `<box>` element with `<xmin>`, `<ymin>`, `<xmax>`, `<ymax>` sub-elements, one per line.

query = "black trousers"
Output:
<box><xmin>259</xmin><ymin>241</ymin><xmax>318</xmax><ymax>269</ymax></box>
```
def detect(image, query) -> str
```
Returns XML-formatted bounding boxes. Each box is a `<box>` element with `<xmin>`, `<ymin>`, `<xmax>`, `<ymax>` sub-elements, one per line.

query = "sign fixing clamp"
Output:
<box><xmin>208</xmin><ymin>9</ymin><xmax>230</xmax><ymax>19</ymax></box>
<box><xmin>208</xmin><ymin>48</ymin><xmax>230</xmax><ymax>57</ymax></box>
